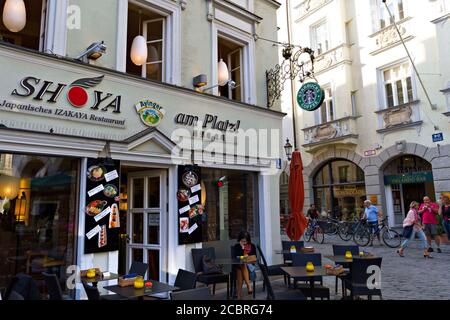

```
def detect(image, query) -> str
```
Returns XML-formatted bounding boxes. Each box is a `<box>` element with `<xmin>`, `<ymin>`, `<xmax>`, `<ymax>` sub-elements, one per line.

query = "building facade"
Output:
<box><xmin>0</xmin><ymin>0</ymin><xmax>285</xmax><ymax>297</ymax></box>
<box><xmin>280</xmin><ymin>0</ymin><xmax>450</xmax><ymax>229</ymax></box>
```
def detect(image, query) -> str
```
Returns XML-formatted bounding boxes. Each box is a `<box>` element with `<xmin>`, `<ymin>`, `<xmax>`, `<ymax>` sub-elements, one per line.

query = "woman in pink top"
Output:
<box><xmin>419</xmin><ymin>196</ymin><xmax>441</xmax><ymax>253</ymax></box>
<box><xmin>397</xmin><ymin>201</ymin><xmax>431</xmax><ymax>258</ymax></box>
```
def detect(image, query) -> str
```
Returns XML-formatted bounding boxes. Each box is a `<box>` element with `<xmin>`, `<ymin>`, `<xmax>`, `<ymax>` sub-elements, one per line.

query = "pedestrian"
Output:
<box><xmin>233</xmin><ymin>231</ymin><xmax>256</xmax><ymax>299</ymax></box>
<box><xmin>363</xmin><ymin>200</ymin><xmax>381</xmax><ymax>245</ymax></box>
<box><xmin>397</xmin><ymin>201</ymin><xmax>431</xmax><ymax>258</ymax></box>
<box><xmin>419</xmin><ymin>196</ymin><xmax>441</xmax><ymax>253</ymax></box>
<box><xmin>307</xmin><ymin>204</ymin><xmax>319</xmax><ymax>220</ymax></box>
<box><xmin>440</xmin><ymin>195</ymin><xmax>450</xmax><ymax>241</ymax></box>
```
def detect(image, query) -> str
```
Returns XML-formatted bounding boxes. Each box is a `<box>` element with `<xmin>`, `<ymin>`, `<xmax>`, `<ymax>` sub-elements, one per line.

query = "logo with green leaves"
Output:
<box><xmin>297</xmin><ymin>82</ymin><xmax>325</xmax><ymax>111</ymax></box>
<box><xmin>135</xmin><ymin>100</ymin><xmax>165</xmax><ymax>127</ymax></box>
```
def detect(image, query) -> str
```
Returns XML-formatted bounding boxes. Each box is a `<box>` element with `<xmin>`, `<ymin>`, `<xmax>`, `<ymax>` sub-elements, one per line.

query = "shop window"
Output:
<box><xmin>0</xmin><ymin>0</ymin><xmax>47</xmax><ymax>51</ymax></box>
<box><xmin>0</xmin><ymin>153</ymin><xmax>78</xmax><ymax>293</ymax></box>
<box><xmin>201</xmin><ymin>168</ymin><xmax>258</xmax><ymax>242</ymax></box>
<box><xmin>279</xmin><ymin>172</ymin><xmax>290</xmax><ymax>236</ymax></box>
<box><xmin>313</xmin><ymin>160</ymin><xmax>366</xmax><ymax>221</ymax></box>
<box><xmin>311</xmin><ymin>19</ymin><xmax>329</xmax><ymax>55</ymax></box>
<box><xmin>382</xmin><ymin>62</ymin><xmax>415</xmax><ymax>108</ymax></box>
<box><xmin>218</xmin><ymin>36</ymin><xmax>244</xmax><ymax>102</ymax></box>
<box><xmin>126</xmin><ymin>3</ymin><xmax>165</xmax><ymax>82</ymax></box>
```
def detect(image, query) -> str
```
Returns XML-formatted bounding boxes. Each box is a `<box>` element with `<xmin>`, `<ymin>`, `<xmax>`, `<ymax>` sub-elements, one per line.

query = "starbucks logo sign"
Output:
<box><xmin>297</xmin><ymin>82</ymin><xmax>325</xmax><ymax>111</ymax></box>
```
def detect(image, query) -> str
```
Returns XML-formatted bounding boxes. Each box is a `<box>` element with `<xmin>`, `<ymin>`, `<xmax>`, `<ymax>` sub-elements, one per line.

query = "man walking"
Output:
<box><xmin>363</xmin><ymin>200</ymin><xmax>382</xmax><ymax>245</ymax></box>
<box><xmin>419</xmin><ymin>196</ymin><xmax>441</xmax><ymax>253</ymax></box>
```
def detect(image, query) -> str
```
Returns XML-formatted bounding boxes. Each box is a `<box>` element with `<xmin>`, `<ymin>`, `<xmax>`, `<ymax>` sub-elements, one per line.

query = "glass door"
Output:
<box><xmin>126</xmin><ymin>170</ymin><xmax>167</xmax><ymax>281</ymax></box>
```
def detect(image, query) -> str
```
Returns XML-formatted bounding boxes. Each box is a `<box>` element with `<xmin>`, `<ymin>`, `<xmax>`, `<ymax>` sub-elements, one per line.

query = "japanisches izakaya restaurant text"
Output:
<box><xmin>0</xmin><ymin>43</ymin><xmax>284</xmax><ymax>297</ymax></box>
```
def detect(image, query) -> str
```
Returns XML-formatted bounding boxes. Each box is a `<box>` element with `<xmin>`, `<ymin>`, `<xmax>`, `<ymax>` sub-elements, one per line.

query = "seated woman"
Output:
<box><xmin>233</xmin><ymin>231</ymin><xmax>257</xmax><ymax>299</ymax></box>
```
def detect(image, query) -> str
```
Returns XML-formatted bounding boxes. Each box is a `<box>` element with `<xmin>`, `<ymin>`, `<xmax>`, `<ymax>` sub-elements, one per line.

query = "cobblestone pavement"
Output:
<box><xmin>214</xmin><ymin>235</ymin><xmax>450</xmax><ymax>300</ymax></box>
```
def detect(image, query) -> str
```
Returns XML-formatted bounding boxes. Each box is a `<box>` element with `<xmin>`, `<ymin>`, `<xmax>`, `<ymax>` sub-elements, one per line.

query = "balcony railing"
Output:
<box><xmin>370</xmin><ymin>17</ymin><xmax>413</xmax><ymax>55</ymax></box>
<box><xmin>375</xmin><ymin>100</ymin><xmax>422</xmax><ymax>134</ymax></box>
<box><xmin>313</xmin><ymin>44</ymin><xmax>352</xmax><ymax>74</ymax></box>
<box><xmin>302</xmin><ymin>116</ymin><xmax>359</xmax><ymax>149</ymax></box>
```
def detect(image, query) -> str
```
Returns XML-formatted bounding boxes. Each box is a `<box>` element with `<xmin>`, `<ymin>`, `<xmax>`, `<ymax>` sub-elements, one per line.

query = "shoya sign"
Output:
<box><xmin>11</xmin><ymin>75</ymin><xmax>121</xmax><ymax>113</ymax></box>
<box><xmin>0</xmin><ymin>75</ymin><xmax>127</xmax><ymax>128</ymax></box>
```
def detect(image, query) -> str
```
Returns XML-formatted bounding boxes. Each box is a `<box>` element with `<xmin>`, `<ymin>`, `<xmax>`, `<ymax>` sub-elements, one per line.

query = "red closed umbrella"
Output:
<box><xmin>286</xmin><ymin>150</ymin><xmax>308</xmax><ymax>241</ymax></box>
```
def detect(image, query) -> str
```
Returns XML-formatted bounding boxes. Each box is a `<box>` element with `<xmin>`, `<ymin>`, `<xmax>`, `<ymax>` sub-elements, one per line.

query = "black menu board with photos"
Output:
<box><xmin>178</xmin><ymin>165</ymin><xmax>204</xmax><ymax>245</ymax></box>
<box><xmin>84</xmin><ymin>158</ymin><xmax>121</xmax><ymax>254</ymax></box>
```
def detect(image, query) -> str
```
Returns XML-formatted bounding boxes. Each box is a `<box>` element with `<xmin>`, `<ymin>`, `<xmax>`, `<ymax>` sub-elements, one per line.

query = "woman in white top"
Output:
<box><xmin>397</xmin><ymin>201</ymin><xmax>431</xmax><ymax>258</ymax></box>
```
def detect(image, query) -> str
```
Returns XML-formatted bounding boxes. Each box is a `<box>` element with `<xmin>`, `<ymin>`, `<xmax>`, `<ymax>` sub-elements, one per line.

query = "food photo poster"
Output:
<box><xmin>85</xmin><ymin>158</ymin><xmax>121</xmax><ymax>254</ymax></box>
<box><xmin>178</xmin><ymin>165</ymin><xmax>204</xmax><ymax>244</ymax></box>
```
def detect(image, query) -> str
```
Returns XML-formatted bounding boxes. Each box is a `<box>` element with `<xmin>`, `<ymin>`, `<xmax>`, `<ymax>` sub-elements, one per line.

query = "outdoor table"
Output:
<box><xmin>274</xmin><ymin>249</ymin><xmax>315</xmax><ymax>255</ymax></box>
<box><xmin>104</xmin><ymin>280</ymin><xmax>178</xmax><ymax>300</ymax></box>
<box><xmin>324</xmin><ymin>255</ymin><xmax>379</xmax><ymax>267</ymax></box>
<box><xmin>216</xmin><ymin>257</ymin><xmax>256</xmax><ymax>300</ymax></box>
<box><xmin>81</xmin><ymin>273</ymin><xmax>119</xmax><ymax>287</ymax></box>
<box><xmin>281</xmin><ymin>266</ymin><xmax>333</xmax><ymax>300</ymax></box>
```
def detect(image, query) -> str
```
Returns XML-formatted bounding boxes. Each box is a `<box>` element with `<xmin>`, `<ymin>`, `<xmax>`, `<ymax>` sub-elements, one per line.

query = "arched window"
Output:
<box><xmin>313</xmin><ymin>160</ymin><xmax>366</xmax><ymax>221</ymax></box>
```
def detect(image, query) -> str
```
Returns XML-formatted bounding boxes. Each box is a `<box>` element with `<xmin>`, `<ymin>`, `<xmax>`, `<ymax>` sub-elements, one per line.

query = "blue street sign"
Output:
<box><xmin>432</xmin><ymin>133</ymin><xmax>444</xmax><ymax>143</ymax></box>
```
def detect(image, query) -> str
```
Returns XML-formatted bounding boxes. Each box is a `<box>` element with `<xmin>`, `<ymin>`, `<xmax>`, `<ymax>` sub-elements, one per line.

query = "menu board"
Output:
<box><xmin>84</xmin><ymin>158</ymin><xmax>121</xmax><ymax>254</ymax></box>
<box><xmin>178</xmin><ymin>165</ymin><xmax>204</xmax><ymax>245</ymax></box>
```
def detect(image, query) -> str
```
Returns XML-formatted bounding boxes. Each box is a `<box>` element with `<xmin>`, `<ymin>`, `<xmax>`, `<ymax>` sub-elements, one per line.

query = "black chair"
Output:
<box><xmin>332</xmin><ymin>245</ymin><xmax>359</xmax><ymax>295</ymax></box>
<box><xmin>129</xmin><ymin>261</ymin><xmax>148</xmax><ymax>278</ymax></box>
<box><xmin>81</xmin><ymin>280</ymin><xmax>100</xmax><ymax>300</ymax></box>
<box><xmin>258</xmin><ymin>262</ymin><xmax>305</xmax><ymax>300</ymax></box>
<box><xmin>42</xmin><ymin>272</ymin><xmax>65</xmax><ymax>300</ymax></box>
<box><xmin>4</xmin><ymin>273</ymin><xmax>41</xmax><ymax>300</ymax></box>
<box><xmin>343</xmin><ymin>257</ymin><xmax>382</xmax><ymax>300</ymax></box>
<box><xmin>171</xmin><ymin>287</ymin><xmax>213</xmax><ymax>300</ymax></box>
<box><xmin>192</xmin><ymin>248</ymin><xmax>230</xmax><ymax>297</ymax></box>
<box><xmin>281</xmin><ymin>241</ymin><xmax>304</xmax><ymax>265</ymax></box>
<box><xmin>230</xmin><ymin>246</ymin><xmax>256</xmax><ymax>299</ymax></box>
<box><xmin>292</xmin><ymin>253</ymin><xmax>330</xmax><ymax>300</ymax></box>
<box><xmin>256</xmin><ymin>245</ymin><xmax>288</xmax><ymax>290</ymax></box>
<box><xmin>173</xmin><ymin>269</ymin><xmax>197</xmax><ymax>291</ymax></box>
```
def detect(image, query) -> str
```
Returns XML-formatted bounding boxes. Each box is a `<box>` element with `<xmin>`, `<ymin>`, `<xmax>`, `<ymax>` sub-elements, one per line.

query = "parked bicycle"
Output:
<box><xmin>305</xmin><ymin>219</ymin><xmax>325</xmax><ymax>244</ymax></box>
<box><xmin>353</xmin><ymin>218</ymin><xmax>401</xmax><ymax>248</ymax></box>
<box><xmin>319</xmin><ymin>217</ymin><xmax>340</xmax><ymax>236</ymax></box>
<box><xmin>337</xmin><ymin>218</ymin><xmax>359</xmax><ymax>241</ymax></box>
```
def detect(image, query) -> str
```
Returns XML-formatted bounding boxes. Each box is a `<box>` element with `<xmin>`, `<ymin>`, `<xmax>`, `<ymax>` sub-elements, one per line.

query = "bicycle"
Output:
<box><xmin>320</xmin><ymin>217</ymin><xmax>340</xmax><ymax>236</ymax></box>
<box><xmin>337</xmin><ymin>218</ymin><xmax>359</xmax><ymax>241</ymax></box>
<box><xmin>305</xmin><ymin>219</ymin><xmax>325</xmax><ymax>244</ymax></box>
<box><xmin>353</xmin><ymin>218</ymin><xmax>402</xmax><ymax>248</ymax></box>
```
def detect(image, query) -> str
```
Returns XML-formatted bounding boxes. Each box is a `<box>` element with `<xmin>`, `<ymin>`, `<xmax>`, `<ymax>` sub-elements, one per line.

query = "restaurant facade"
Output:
<box><xmin>0</xmin><ymin>0</ymin><xmax>285</xmax><ymax>297</ymax></box>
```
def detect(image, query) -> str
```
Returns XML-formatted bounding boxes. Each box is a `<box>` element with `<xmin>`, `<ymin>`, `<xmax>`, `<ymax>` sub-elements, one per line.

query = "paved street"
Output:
<box><xmin>214</xmin><ymin>235</ymin><xmax>450</xmax><ymax>300</ymax></box>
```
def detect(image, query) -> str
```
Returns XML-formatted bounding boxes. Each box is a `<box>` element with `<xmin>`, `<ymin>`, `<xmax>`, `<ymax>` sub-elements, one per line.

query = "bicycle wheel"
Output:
<box><xmin>353</xmin><ymin>228</ymin><xmax>371</xmax><ymax>247</ymax></box>
<box><xmin>382</xmin><ymin>228</ymin><xmax>402</xmax><ymax>248</ymax></box>
<box><xmin>325</xmin><ymin>222</ymin><xmax>338</xmax><ymax>235</ymax></box>
<box><xmin>338</xmin><ymin>223</ymin><xmax>353</xmax><ymax>241</ymax></box>
<box><xmin>305</xmin><ymin>226</ymin><xmax>313</xmax><ymax>242</ymax></box>
<box><xmin>314</xmin><ymin>227</ymin><xmax>325</xmax><ymax>244</ymax></box>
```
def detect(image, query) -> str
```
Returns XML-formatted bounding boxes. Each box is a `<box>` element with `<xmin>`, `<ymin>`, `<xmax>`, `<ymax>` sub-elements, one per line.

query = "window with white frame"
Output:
<box><xmin>382</xmin><ymin>62</ymin><xmax>415</xmax><ymax>108</ymax></box>
<box><xmin>0</xmin><ymin>0</ymin><xmax>48</xmax><ymax>51</ymax></box>
<box><xmin>218</xmin><ymin>36</ymin><xmax>244</xmax><ymax>102</ymax></box>
<box><xmin>319</xmin><ymin>87</ymin><xmax>334</xmax><ymax>124</ymax></box>
<box><xmin>126</xmin><ymin>2</ymin><xmax>166</xmax><ymax>81</ymax></box>
<box><xmin>311</xmin><ymin>20</ymin><xmax>329</xmax><ymax>55</ymax></box>
<box><xmin>379</xmin><ymin>0</ymin><xmax>405</xmax><ymax>29</ymax></box>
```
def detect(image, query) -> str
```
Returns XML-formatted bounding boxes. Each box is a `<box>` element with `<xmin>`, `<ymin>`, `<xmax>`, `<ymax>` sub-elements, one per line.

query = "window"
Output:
<box><xmin>382</xmin><ymin>62</ymin><xmax>415</xmax><ymax>108</ymax></box>
<box><xmin>313</xmin><ymin>160</ymin><xmax>366</xmax><ymax>221</ymax></box>
<box><xmin>311</xmin><ymin>20</ymin><xmax>329</xmax><ymax>55</ymax></box>
<box><xmin>201</xmin><ymin>169</ymin><xmax>259</xmax><ymax>242</ymax></box>
<box><xmin>218</xmin><ymin>37</ymin><xmax>244</xmax><ymax>102</ymax></box>
<box><xmin>0</xmin><ymin>0</ymin><xmax>47</xmax><ymax>51</ymax></box>
<box><xmin>379</xmin><ymin>0</ymin><xmax>404</xmax><ymax>29</ymax></box>
<box><xmin>126</xmin><ymin>3</ymin><xmax>165</xmax><ymax>81</ymax></box>
<box><xmin>0</xmin><ymin>153</ymin><xmax>78</xmax><ymax>292</ymax></box>
<box><xmin>351</xmin><ymin>91</ymin><xmax>357</xmax><ymax>116</ymax></box>
<box><xmin>319</xmin><ymin>87</ymin><xmax>334</xmax><ymax>124</ymax></box>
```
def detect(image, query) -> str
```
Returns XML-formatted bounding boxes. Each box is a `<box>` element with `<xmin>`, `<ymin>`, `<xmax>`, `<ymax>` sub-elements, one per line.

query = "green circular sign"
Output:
<box><xmin>297</xmin><ymin>82</ymin><xmax>325</xmax><ymax>111</ymax></box>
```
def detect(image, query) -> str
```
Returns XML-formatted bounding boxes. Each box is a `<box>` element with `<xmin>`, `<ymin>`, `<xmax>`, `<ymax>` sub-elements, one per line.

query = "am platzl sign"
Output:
<box><xmin>0</xmin><ymin>75</ymin><xmax>127</xmax><ymax>127</ymax></box>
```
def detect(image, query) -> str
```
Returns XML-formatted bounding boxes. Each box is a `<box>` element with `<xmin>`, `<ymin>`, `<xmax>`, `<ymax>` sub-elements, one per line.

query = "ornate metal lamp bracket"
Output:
<box><xmin>266</xmin><ymin>45</ymin><xmax>316</xmax><ymax>108</ymax></box>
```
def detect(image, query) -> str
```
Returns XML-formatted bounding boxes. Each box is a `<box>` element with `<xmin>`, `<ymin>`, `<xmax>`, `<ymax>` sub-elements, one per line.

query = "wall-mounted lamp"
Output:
<box><xmin>193</xmin><ymin>59</ymin><xmax>237</xmax><ymax>93</ymax></box>
<box><xmin>130</xmin><ymin>35</ymin><xmax>147</xmax><ymax>66</ymax></box>
<box><xmin>76</xmin><ymin>41</ymin><xmax>107</xmax><ymax>63</ymax></box>
<box><xmin>2</xmin><ymin>0</ymin><xmax>26</xmax><ymax>33</ymax></box>
<box><xmin>284</xmin><ymin>138</ymin><xmax>293</xmax><ymax>161</ymax></box>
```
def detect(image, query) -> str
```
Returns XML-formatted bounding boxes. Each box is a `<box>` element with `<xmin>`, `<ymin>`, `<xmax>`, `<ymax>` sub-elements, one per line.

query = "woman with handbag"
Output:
<box><xmin>233</xmin><ymin>231</ymin><xmax>257</xmax><ymax>299</ymax></box>
<box><xmin>397</xmin><ymin>201</ymin><xmax>432</xmax><ymax>258</ymax></box>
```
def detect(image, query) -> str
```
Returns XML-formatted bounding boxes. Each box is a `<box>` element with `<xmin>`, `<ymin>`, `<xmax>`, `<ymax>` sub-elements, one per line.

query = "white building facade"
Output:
<box><xmin>280</xmin><ymin>0</ymin><xmax>450</xmax><ymax>229</ymax></box>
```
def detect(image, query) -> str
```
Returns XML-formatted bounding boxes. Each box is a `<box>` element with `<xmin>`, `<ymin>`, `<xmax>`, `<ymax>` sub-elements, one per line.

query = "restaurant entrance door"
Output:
<box><xmin>126</xmin><ymin>170</ymin><xmax>167</xmax><ymax>281</ymax></box>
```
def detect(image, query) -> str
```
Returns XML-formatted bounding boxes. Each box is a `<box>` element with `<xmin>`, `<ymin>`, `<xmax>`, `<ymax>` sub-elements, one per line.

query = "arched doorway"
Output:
<box><xmin>383</xmin><ymin>155</ymin><xmax>435</xmax><ymax>227</ymax></box>
<box><xmin>313</xmin><ymin>160</ymin><xmax>366</xmax><ymax>221</ymax></box>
